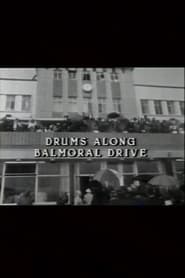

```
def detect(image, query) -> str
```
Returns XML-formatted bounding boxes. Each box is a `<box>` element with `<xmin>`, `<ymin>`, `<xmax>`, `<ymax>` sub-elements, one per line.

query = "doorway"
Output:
<box><xmin>80</xmin><ymin>176</ymin><xmax>92</xmax><ymax>196</ymax></box>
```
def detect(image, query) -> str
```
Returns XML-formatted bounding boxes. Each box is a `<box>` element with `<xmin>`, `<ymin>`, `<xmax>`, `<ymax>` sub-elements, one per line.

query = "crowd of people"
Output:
<box><xmin>5</xmin><ymin>178</ymin><xmax>184</xmax><ymax>206</ymax></box>
<box><xmin>0</xmin><ymin>114</ymin><xmax>184</xmax><ymax>134</ymax></box>
<box><xmin>72</xmin><ymin>178</ymin><xmax>185</xmax><ymax>206</ymax></box>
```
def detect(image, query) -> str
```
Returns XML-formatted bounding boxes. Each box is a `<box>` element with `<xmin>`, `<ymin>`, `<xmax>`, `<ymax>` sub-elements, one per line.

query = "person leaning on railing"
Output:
<box><xmin>0</xmin><ymin>116</ymin><xmax>184</xmax><ymax>134</ymax></box>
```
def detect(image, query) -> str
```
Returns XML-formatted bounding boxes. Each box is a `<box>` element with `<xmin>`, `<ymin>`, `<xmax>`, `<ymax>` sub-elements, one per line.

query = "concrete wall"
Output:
<box><xmin>120</xmin><ymin>69</ymin><xmax>138</xmax><ymax>119</ymax></box>
<box><xmin>0</xmin><ymin>68</ymin><xmax>36</xmax><ymax>79</ymax></box>
<box><xmin>133</xmin><ymin>68</ymin><xmax>184</xmax><ymax>87</ymax></box>
<box><xmin>34</xmin><ymin>69</ymin><xmax>53</xmax><ymax>118</ymax></box>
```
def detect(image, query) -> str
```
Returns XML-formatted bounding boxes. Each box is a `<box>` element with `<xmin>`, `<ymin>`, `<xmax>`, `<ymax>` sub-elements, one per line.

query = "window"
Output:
<box><xmin>83</xmin><ymin>70</ymin><xmax>91</xmax><ymax>81</ymax></box>
<box><xmin>2</xmin><ymin>163</ymin><xmax>36</xmax><ymax>204</ymax></box>
<box><xmin>113</xmin><ymin>100</ymin><xmax>121</xmax><ymax>113</ymax></box>
<box><xmin>80</xmin><ymin>162</ymin><xmax>100</xmax><ymax>175</ymax></box>
<box><xmin>6</xmin><ymin>95</ymin><xmax>16</xmax><ymax>111</ymax></box>
<box><xmin>37</xmin><ymin>162</ymin><xmax>69</xmax><ymax>203</ymax></box>
<box><xmin>107</xmin><ymin>161</ymin><xmax>119</xmax><ymax>171</ymax></box>
<box><xmin>141</xmin><ymin>100</ymin><xmax>149</xmax><ymax>114</ymax></box>
<box><xmin>154</xmin><ymin>100</ymin><xmax>163</xmax><ymax>115</ymax></box>
<box><xmin>0</xmin><ymin>163</ymin><xmax>3</xmax><ymax>176</ymax></box>
<box><xmin>22</xmin><ymin>95</ymin><xmax>31</xmax><ymax>112</ymax></box>
<box><xmin>137</xmin><ymin>160</ymin><xmax>159</xmax><ymax>173</ymax></box>
<box><xmin>5</xmin><ymin>164</ymin><xmax>36</xmax><ymax>175</ymax></box>
<box><xmin>174</xmin><ymin>160</ymin><xmax>184</xmax><ymax>183</ymax></box>
<box><xmin>111</xmin><ymin>73</ymin><xmax>119</xmax><ymax>81</ymax></box>
<box><xmin>111</xmin><ymin>69</ymin><xmax>119</xmax><ymax>82</ymax></box>
<box><xmin>37</xmin><ymin>176</ymin><xmax>68</xmax><ymax>202</ymax></box>
<box><xmin>53</xmin><ymin>70</ymin><xmax>63</xmax><ymax>97</ymax></box>
<box><xmin>167</xmin><ymin>101</ymin><xmax>175</xmax><ymax>115</ymax></box>
<box><xmin>97</xmin><ymin>72</ymin><xmax>105</xmax><ymax>81</ymax></box>
<box><xmin>77</xmin><ymin>161</ymin><xmax>101</xmax><ymax>196</ymax></box>
<box><xmin>38</xmin><ymin>163</ymin><xmax>61</xmax><ymax>175</ymax></box>
<box><xmin>123</xmin><ymin>162</ymin><xmax>134</xmax><ymax>173</ymax></box>
<box><xmin>0</xmin><ymin>162</ymin><xmax>70</xmax><ymax>205</ymax></box>
<box><xmin>98</xmin><ymin>99</ymin><xmax>106</xmax><ymax>113</ymax></box>
<box><xmin>68</xmin><ymin>70</ymin><xmax>76</xmax><ymax>79</ymax></box>
<box><xmin>54</xmin><ymin>69</ymin><xmax>62</xmax><ymax>80</ymax></box>
<box><xmin>179</xmin><ymin>101</ymin><xmax>184</xmax><ymax>115</ymax></box>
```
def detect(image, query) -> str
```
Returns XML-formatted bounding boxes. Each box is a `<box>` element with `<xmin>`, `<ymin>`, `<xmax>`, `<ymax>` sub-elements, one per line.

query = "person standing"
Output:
<box><xmin>74</xmin><ymin>190</ymin><xmax>83</xmax><ymax>206</ymax></box>
<box><xmin>57</xmin><ymin>192</ymin><xmax>69</xmax><ymax>206</ymax></box>
<box><xmin>83</xmin><ymin>189</ymin><xmax>94</xmax><ymax>205</ymax></box>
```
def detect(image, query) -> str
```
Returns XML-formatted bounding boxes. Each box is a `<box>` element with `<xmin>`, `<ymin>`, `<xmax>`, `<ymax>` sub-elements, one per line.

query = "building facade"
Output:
<box><xmin>0</xmin><ymin>69</ymin><xmax>37</xmax><ymax>119</ymax></box>
<box><xmin>0</xmin><ymin>68</ymin><xmax>184</xmax><ymax>205</ymax></box>
<box><xmin>35</xmin><ymin>68</ymin><xmax>138</xmax><ymax>119</ymax></box>
<box><xmin>135</xmin><ymin>84</ymin><xmax>184</xmax><ymax>122</ymax></box>
<box><xmin>0</xmin><ymin>132</ymin><xmax>184</xmax><ymax>205</ymax></box>
<box><xmin>133</xmin><ymin>68</ymin><xmax>184</xmax><ymax>122</ymax></box>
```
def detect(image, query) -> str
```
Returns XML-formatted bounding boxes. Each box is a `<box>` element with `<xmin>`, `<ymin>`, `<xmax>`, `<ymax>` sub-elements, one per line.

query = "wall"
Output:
<box><xmin>35</xmin><ymin>69</ymin><xmax>53</xmax><ymax>118</ymax></box>
<box><xmin>133</xmin><ymin>68</ymin><xmax>184</xmax><ymax>121</ymax></box>
<box><xmin>133</xmin><ymin>68</ymin><xmax>184</xmax><ymax>87</ymax></box>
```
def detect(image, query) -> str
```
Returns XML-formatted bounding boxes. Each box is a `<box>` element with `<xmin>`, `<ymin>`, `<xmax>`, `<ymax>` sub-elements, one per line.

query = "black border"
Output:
<box><xmin>0</xmin><ymin>12</ymin><xmax>184</xmax><ymax>277</ymax></box>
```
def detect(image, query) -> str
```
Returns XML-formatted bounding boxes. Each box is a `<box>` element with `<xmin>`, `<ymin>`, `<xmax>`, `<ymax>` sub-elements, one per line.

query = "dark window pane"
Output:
<box><xmin>68</xmin><ymin>70</ymin><xmax>76</xmax><ymax>79</ymax></box>
<box><xmin>3</xmin><ymin>177</ymin><xmax>35</xmax><ymax>204</ymax></box>
<box><xmin>141</xmin><ymin>100</ymin><xmax>149</xmax><ymax>114</ymax></box>
<box><xmin>0</xmin><ymin>163</ymin><xmax>3</xmax><ymax>175</ymax></box>
<box><xmin>22</xmin><ymin>96</ymin><xmax>31</xmax><ymax>112</ymax></box>
<box><xmin>154</xmin><ymin>100</ymin><xmax>163</xmax><ymax>115</ymax></box>
<box><xmin>38</xmin><ymin>163</ymin><xmax>61</xmax><ymax>175</ymax></box>
<box><xmin>137</xmin><ymin>161</ymin><xmax>159</xmax><ymax>173</ymax></box>
<box><xmin>107</xmin><ymin>162</ymin><xmax>118</xmax><ymax>171</ymax></box>
<box><xmin>167</xmin><ymin>101</ymin><xmax>175</xmax><ymax>114</ymax></box>
<box><xmin>123</xmin><ymin>163</ymin><xmax>134</xmax><ymax>173</ymax></box>
<box><xmin>180</xmin><ymin>101</ymin><xmax>184</xmax><ymax>115</ymax></box>
<box><xmin>5</xmin><ymin>164</ymin><xmax>36</xmax><ymax>176</ymax></box>
<box><xmin>175</xmin><ymin>161</ymin><xmax>184</xmax><ymax>172</ymax></box>
<box><xmin>80</xmin><ymin>162</ymin><xmax>100</xmax><ymax>174</ymax></box>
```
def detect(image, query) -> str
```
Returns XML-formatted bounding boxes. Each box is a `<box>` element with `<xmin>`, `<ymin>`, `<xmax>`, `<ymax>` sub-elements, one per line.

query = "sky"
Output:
<box><xmin>0</xmin><ymin>68</ymin><xmax>184</xmax><ymax>87</ymax></box>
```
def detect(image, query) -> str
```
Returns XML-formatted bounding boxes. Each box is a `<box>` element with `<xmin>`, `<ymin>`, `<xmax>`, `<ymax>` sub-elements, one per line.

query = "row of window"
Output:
<box><xmin>98</xmin><ymin>100</ymin><xmax>121</xmax><ymax>113</ymax></box>
<box><xmin>1</xmin><ymin>160</ymin><xmax>183</xmax><ymax>179</ymax></box>
<box><xmin>53</xmin><ymin>79</ymin><xmax>122</xmax><ymax>99</ymax></box>
<box><xmin>54</xmin><ymin>69</ymin><xmax>119</xmax><ymax>82</ymax></box>
<box><xmin>54</xmin><ymin>99</ymin><xmax>122</xmax><ymax>114</ymax></box>
<box><xmin>0</xmin><ymin>160</ymin><xmax>183</xmax><ymax>204</ymax></box>
<box><xmin>0</xmin><ymin>160</ymin><xmax>161</xmax><ymax>204</ymax></box>
<box><xmin>141</xmin><ymin>100</ymin><xmax>184</xmax><ymax>116</ymax></box>
<box><xmin>0</xmin><ymin>95</ymin><xmax>32</xmax><ymax>112</ymax></box>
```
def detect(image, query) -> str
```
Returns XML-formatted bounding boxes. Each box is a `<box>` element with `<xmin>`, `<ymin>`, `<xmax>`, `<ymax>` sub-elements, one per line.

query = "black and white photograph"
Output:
<box><xmin>0</xmin><ymin>67</ymin><xmax>184</xmax><ymax>206</ymax></box>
